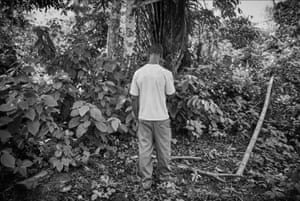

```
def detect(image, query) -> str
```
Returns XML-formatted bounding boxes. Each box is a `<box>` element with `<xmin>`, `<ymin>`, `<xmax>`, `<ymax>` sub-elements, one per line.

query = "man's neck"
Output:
<box><xmin>148</xmin><ymin>54</ymin><xmax>160</xmax><ymax>65</ymax></box>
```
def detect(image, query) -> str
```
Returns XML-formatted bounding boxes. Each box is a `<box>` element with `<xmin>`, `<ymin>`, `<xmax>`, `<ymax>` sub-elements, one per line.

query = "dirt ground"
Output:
<box><xmin>1</xmin><ymin>133</ymin><xmax>295</xmax><ymax>201</ymax></box>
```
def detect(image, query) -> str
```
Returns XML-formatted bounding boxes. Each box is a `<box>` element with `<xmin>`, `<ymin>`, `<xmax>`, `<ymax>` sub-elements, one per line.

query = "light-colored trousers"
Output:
<box><xmin>138</xmin><ymin>119</ymin><xmax>172</xmax><ymax>182</ymax></box>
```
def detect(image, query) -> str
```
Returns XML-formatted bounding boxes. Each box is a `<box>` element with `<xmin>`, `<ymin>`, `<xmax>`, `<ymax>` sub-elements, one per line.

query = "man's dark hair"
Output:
<box><xmin>149</xmin><ymin>43</ymin><xmax>163</xmax><ymax>55</ymax></box>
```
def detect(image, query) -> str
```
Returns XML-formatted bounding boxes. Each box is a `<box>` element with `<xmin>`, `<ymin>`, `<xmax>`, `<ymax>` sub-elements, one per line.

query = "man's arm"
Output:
<box><xmin>165</xmin><ymin>71</ymin><xmax>176</xmax><ymax>98</ymax></box>
<box><xmin>131</xmin><ymin>95</ymin><xmax>139</xmax><ymax>119</ymax></box>
<box><xmin>129</xmin><ymin>72</ymin><xmax>139</xmax><ymax>119</ymax></box>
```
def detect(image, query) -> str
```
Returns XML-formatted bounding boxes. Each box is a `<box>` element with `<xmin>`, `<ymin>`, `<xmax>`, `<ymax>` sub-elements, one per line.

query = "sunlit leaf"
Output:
<box><xmin>90</xmin><ymin>108</ymin><xmax>104</xmax><ymax>121</ymax></box>
<box><xmin>54</xmin><ymin>160</ymin><xmax>64</xmax><ymax>172</ymax></box>
<box><xmin>79</xmin><ymin>106</ymin><xmax>89</xmax><ymax>117</ymax></box>
<box><xmin>109</xmin><ymin>117</ymin><xmax>120</xmax><ymax>132</ymax></box>
<box><xmin>76</xmin><ymin>123</ymin><xmax>87</xmax><ymax>138</ymax></box>
<box><xmin>72</xmin><ymin>101</ymin><xmax>85</xmax><ymax>109</ymax></box>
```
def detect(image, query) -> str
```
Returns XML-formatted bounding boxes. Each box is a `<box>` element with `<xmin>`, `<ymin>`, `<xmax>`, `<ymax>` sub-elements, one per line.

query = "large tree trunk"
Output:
<box><xmin>135</xmin><ymin>0</ymin><xmax>189</xmax><ymax>73</ymax></box>
<box><xmin>107</xmin><ymin>0</ymin><xmax>121</xmax><ymax>59</ymax></box>
<box><xmin>121</xmin><ymin>0</ymin><xmax>136</xmax><ymax>57</ymax></box>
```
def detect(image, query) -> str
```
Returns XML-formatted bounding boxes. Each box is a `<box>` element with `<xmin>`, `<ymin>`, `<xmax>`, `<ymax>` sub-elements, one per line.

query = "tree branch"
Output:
<box><xmin>175</xmin><ymin>164</ymin><xmax>242</xmax><ymax>183</ymax></box>
<box><xmin>236</xmin><ymin>76</ymin><xmax>274</xmax><ymax>176</ymax></box>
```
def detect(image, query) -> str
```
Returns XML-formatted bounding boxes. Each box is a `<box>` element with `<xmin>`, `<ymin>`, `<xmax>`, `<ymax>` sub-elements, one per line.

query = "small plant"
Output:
<box><xmin>90</xmin><ymin>175</ymin><xmax>117</xmax><ymax>200</ymax></box>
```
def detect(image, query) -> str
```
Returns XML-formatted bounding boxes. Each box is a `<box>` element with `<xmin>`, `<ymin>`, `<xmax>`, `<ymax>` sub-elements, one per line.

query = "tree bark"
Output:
<box><xmin>107</xmin><ymin>0</ymin><xmax>121</xmax><ymax>59</ymax></box>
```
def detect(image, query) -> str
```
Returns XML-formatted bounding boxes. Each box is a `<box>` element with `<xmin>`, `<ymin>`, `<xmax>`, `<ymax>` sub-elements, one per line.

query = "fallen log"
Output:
<box><xmin>236</xmin><ymin>76</ymin><xmax>274</xmax><ymax>176</ymax></box>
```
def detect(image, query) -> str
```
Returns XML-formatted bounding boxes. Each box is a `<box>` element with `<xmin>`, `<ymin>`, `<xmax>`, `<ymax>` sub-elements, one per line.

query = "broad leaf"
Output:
<box><xmin>115</xmin><ymin>96</ymin><xmax>127</xmax><ymax>110</ymax></box>
<box><xmin>55</xmin><ymin>150</ymin><xmax>63</xmax><ymax>157</ymax></box>
<box><xmin>95</xmin><ymin>122</ymin><xmax>108</xmax><ymax>133</ymax></box>
<box><xmin>90</xmin><ymin>108</ymin><xmax>104</xmax><ymax>121</ymax></box>
<box><xmin>76</xmin><ymin>123</ymin><xmax>87</xmax><ymax>138</ymax></box>
<box><xmin>22</xmin><ymin>66</ymin><xmax>35</xmax><ymax>73</ymax></box>
<box><xmin>68</xmin><ymin>117</ymin><xmax>81</xmax><ymax>128</ymax></box>
<box><xmin>83</xmin><ymin>120</ymin><xmax>91</xmax><ymax>128</ymax></box>
<box><xmin>103</xmin><ymin>60</ymin><xmax>117</xmax><ymax>73</ymax></box>
<box><xmin>21</xmin><ymin>160</ymin><xmax>33</xmax><ymax>168</ymax></box>
<box><xmin>42</xmin><ymin>95</ymin><xmax>58</xmax><ymax>107</ymax></box>
<box><xmin>53</xmin><ymin>82</ymin><xmax>63</xmax><ymax>89</ymax></box>
<box><xmin>54</xmin><ymin>160</ymin><xmax>64</xmax><ymax>172</ymax></box>
<box><xmin>1</xmin><ymin>152</ymin><xmax>15</xmax><ymax>168</ymax></box>
<box><xmin>119</xmin><ymin>124</ymin><xmax>128</xmax><ymax>133</ymax></box>
<box><xmin>70</xmin><ymin>109</ymin><xmax>79</xmax><ymax>117</ymax></box>
<box><xmin>25</xmin><ymin>108</ymin><xmax>36</xmax><ymax>121</ymax></box>
<box><xmin>0</xmin><ymin>117</ymin><xmax>13</xmax><ymax>127</ymax></box>
<box><xmin>0</xmin><ymin>130</ymin><xmax>12</xmax><ymax>143</ymax></box>
<box><xmin>72</xmin><ymin>101</ymin><xmax>84</xmax><ymax>109</ymax></box>
<box><xmin>24</xmin><ymin>91</ymin><xmax>37</xmax><ymax>98</ymax></box>
<box><xmin>18</xmin><ymin>167</ymin><xmax>28</xmax><ymax>177</ymax></box>
<box><xmin>18</xmin><ymin>101</ymin><xmax>29</xmax><ymax>110</ymax></box>
<box><xmin>61</xmin><ymin>158</ymin><xmax>71</xmax><ymax>167</ymax></box>
<box><xmin>79</xmin><ymin>106</ymin><xmax>89</xmax><ymax>117</ymax></box>
<box><xmin>0</xmin><ymin>103</ymin><xmax>16</xmax><ymax>112</ymax></box>
<box><xmin>27</xmin><ymin>120</ymin><xmax>40</xmax><ymax>135</ymax></box>
<box><xmin>109</xmin><ymin>118</ymin><xmax>120</xmax><ymax>132</ymax></box>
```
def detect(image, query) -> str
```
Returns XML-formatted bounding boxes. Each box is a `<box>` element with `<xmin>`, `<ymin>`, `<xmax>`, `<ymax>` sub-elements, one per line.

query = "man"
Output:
<box><xmin>129</xmin><ymin>44</ymin><xmax>176</xmax><ymax>190</ymax></box>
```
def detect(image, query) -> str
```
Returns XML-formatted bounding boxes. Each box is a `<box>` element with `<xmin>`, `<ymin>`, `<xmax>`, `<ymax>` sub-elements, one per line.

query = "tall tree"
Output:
<box><xmin>133</xmin><ymin>0</ymin><xmax>240</xmax><ymax>73</ymax></box>
<box><xmin>107</xmin><ymin>0</ymin><xmax>121</xmax><ymax>59</ymax></box>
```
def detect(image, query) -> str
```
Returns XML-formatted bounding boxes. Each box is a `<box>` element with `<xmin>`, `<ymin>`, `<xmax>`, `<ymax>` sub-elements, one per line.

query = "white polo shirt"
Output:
<box><xmin>130</xmin><ymin>64</ymin><xmax>175</xmax><ymax>121</ymax></box>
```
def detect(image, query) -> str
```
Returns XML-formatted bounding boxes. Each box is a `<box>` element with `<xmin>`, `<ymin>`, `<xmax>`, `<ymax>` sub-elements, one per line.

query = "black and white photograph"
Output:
<box><xmin>0</xmin><ymin>0</ymin><xmax>299</xmax><ymax>200</ymax></box>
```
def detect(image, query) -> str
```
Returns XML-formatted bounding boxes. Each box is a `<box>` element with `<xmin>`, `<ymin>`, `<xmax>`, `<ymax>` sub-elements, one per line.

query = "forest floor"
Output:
<box><xmin>1</xmin><ymin>133</ymin><xmax>296</xmax><ymax>201</ymax></box>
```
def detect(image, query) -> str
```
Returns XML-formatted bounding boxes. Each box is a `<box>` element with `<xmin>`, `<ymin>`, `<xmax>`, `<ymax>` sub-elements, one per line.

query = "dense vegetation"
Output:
<box><xmin>0</xmin><ymin>0</ymin><xmax>299</xmax><ymax>200</ymax></box>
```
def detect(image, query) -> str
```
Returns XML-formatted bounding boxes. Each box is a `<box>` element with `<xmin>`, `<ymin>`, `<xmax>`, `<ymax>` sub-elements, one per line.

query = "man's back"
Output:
<box><xmin>130</xmin><ymin>64</ymin><xmax>175</xmax><ymax>121</ymax></box>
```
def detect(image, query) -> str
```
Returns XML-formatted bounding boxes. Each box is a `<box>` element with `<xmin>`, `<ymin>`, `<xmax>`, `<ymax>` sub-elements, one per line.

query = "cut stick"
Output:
<box><xmin>236</xmin><ymin>76</ymin><xmax>274</xmax><ymax>176</ymax></box>
<box><xmin>194</xmin><ymin>169</ymin><xmax>226</xmax><ymax>183</ymax></box>
<box><xmin>171</xmin><ymin>156</ymin><xmax>203</xmax><ymax>160</ymax></box>
<box><xmin>175</xmin><ymin>164</ymin><xmax>225</xmax><ymax>182</ymax></box>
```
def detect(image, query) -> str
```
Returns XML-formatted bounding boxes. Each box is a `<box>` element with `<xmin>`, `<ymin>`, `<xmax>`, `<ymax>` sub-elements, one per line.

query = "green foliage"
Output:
<box><xmin>213</xmin><ymin>0</ymin><xmax>240</xmax><ymax>18</ymax></box>
<box><xmin>0</xmin><ymin>0</ymin><xmax>63</xmax><ymax>11</ymax></box>
<box><xmin>90</xmin><ymin>175</ymin><xmax>117</xmax><ymax>200</ymax></box>
<box><xmin>274</xmin><ymin>0</ymin><xmax>300</xmax><ymax>27</ymax></box>
<box><xmin>0</xmin><ymin>68</ymin><xmax>63</xmax><ymax>174</ymax></box>
<box><xmin>220</xmin><ymin>16</ymin><xmax>260</xmax><ymax>49</ymax></box>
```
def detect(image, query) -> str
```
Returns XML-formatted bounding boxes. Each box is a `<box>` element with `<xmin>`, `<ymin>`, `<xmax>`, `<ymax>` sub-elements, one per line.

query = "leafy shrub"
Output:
<box><xmin>0</xmin><ymin>67</ymin><xmax>64</xmax><ymax>175</ymax></box>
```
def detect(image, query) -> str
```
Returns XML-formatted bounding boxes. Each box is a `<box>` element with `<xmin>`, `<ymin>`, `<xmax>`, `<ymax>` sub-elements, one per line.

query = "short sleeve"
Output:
<box><xmin>165</xmin><ymin>71</ymin><xmax>176</xmax><ymax>95</ymax></box>
<box><xmin>129</xmin><ymin>72</ymin><xmax>139</xmax><ymax>96</ymax></box>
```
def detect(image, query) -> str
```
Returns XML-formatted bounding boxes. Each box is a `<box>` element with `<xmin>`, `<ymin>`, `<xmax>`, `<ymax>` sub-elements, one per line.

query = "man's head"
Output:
<box><xmin>149</xmin><ymin>43</ymin><xmax>163</xmax><ymax>56</ymax></box>
<box><xmin>148</xmin><ymin>43</ymin><xmax>163</xmax><ymax>64</ymax></box>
